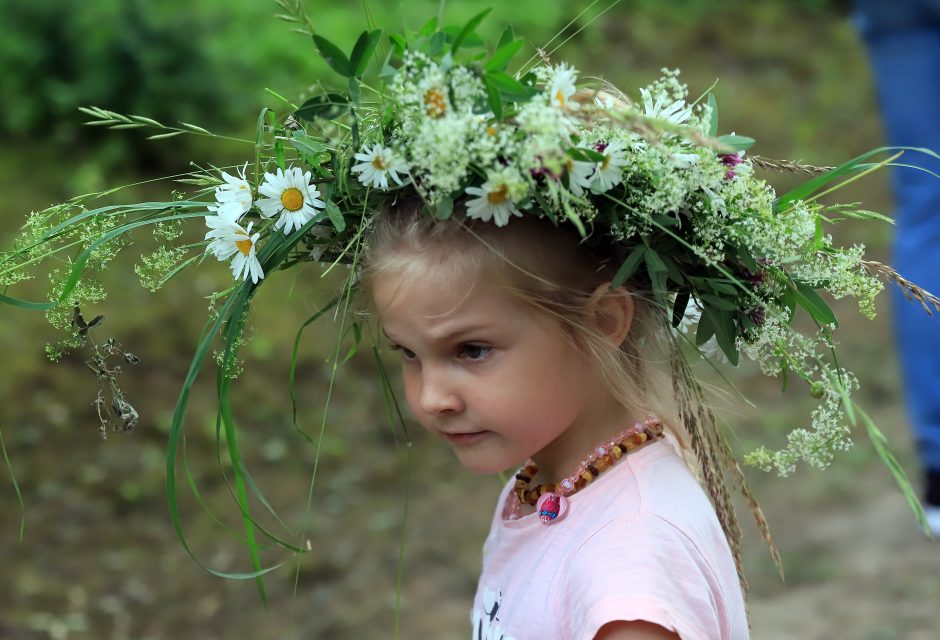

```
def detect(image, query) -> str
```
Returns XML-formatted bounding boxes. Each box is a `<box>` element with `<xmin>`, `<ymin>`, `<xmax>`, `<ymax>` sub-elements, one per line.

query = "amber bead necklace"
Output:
<box><xmin>504</xmin><ymin>416</ymin><xmax>665</xmax><ymax>524</ymax></box>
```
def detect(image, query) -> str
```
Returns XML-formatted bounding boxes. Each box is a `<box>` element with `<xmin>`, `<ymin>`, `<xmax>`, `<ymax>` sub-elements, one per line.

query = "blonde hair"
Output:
<box><xmin>358</xmin><ymin>196</ymin><xmax>772</xmax><ymax>603</ymax></box>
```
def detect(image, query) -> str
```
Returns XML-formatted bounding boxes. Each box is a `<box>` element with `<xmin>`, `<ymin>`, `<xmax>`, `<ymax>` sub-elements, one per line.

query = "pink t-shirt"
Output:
<box><xmin>471</xmin><ymin>437</ymin><xmax>749</xmax><ymax>640</ymax></box>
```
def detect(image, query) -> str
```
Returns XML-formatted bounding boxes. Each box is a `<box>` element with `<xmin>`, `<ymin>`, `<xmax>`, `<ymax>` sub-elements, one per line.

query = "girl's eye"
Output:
<box><xmin>460</xmin><ymin>344</ymin><xmax>491</xmax><ymax>361</ymax></box>
<box><xmin>387</xmin><ymin>342</ymin><xmax>416</xmax><ymax>360</ymax></box>
<box><xmin>388</xmin><ymin>342</ymin><xmax>493</xmax><ymax>362</ymax></box>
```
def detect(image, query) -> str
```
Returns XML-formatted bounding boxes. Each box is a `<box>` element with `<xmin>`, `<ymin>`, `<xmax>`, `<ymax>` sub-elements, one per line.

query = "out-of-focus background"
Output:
<box><xmin>2</xmin><ymin>0</ymin><xmax>938</xmax><ymax>638</ymax></box>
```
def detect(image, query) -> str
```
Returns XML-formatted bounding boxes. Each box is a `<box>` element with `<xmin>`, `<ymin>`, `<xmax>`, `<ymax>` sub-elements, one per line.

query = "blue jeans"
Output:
<box><xmin>855</xmin><ymin>0</ymin><xmax>940</xmax><ymax>474</ymax></box>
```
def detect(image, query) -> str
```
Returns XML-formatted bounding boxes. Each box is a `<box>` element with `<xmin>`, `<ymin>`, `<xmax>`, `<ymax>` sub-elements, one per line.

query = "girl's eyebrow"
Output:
<box><xmin>382</xmin><ymin>324</ymin><xmax>496</xmax><ymax>343</ymax></box>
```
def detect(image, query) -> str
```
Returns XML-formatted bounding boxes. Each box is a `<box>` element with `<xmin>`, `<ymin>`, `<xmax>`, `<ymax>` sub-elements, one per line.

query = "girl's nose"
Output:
<box><xmin>418</xmin><ymin>369</ymin><xmax>464</xmax><ymax>415</ymax></box>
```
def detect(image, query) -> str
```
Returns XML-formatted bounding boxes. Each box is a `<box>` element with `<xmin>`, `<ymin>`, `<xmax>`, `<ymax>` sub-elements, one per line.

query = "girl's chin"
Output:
<box><xmin>451</xmin><ymin>446</ymin><xmax>525</xmax><ymax>475</ymax></box>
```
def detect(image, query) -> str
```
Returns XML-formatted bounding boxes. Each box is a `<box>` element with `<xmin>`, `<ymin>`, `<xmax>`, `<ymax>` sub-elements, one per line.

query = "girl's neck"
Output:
<box><xmin>529</xmin><ymin>393</ymin><xmax>648</xmax><ymax>483</ymax></box>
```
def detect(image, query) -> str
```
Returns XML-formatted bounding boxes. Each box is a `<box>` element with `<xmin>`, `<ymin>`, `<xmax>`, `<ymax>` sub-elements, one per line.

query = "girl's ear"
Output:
<box><xmin>586</xmin><ymin>282</ymin><xmax>635</xmax><ymax>347</ymax></box>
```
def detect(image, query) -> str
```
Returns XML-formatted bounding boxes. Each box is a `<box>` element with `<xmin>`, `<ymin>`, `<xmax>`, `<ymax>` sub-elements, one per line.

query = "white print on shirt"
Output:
<box><xmin>471</xmin><ymin>586</ymin><xmax>517</xmax><ymax>640</ymax></box>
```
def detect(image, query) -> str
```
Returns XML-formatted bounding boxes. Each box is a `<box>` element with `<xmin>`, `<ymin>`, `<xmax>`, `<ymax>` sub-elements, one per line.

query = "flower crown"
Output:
<box><xmin>3</xmin><ymin>10</ymin><xmax>939</xmax><ymax>567</ymax></box>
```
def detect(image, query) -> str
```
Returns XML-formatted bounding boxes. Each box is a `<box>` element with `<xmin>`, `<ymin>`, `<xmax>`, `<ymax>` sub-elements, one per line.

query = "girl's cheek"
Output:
<box><xmin>400</xmin><ymin>370</ymin><xmax>427</xmax><ymax>424</ymax></box>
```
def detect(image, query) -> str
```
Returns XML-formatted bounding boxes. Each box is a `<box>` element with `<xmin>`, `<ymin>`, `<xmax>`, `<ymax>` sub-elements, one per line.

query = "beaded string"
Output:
<box><xmin>503</xmin><ymin>416</ymin><xmax>665</xmax><ymax>521</ymax></box>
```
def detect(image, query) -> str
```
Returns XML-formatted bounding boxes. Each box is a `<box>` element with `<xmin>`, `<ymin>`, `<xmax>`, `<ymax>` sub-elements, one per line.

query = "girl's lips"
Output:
<box><xmin>442</xmin><ymin>431</ymin><xmax>488</xmax><ymax>445</ymax></box>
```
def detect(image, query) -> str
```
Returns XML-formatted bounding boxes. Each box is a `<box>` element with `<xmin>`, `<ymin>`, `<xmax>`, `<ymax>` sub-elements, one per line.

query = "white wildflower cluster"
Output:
<box><xmin>744</xmin><ymin>366</ymin><xmax>858</xmax><ymax>476</ymax></box>
<box><xmin>731</xmin><ymin>198</ymin><xmax>815</xmax><ymax>264</ymax></box>
<box><xmin>790</xmin><ymin>244</ymin><xmax>884</xmax><ymax>319</ymax></box>
<box><xmin>736</xmin><ymin>307</ymin><xmax>823</xmax><ymax>377</ymax></box>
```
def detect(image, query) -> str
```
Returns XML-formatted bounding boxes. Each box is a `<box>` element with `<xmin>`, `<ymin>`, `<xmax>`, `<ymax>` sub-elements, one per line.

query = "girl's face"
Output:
<box><xmin>372</xmin><ymin>258</ymin><xmax>614</xmax><ymax>477</ymax></box>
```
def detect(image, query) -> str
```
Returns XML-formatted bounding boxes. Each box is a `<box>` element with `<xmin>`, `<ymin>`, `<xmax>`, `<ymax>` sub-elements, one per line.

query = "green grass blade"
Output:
<box><xmin>0</xmin><ymin>292</ymin><xmax>55</xmax><ymax>310</ymax></box>
<box><xmin>0</xmin><ymin>425</ymin><xmax>25</xmax><ymax>543</ymax></box>
<box><xmin>218</xmin><ymin>363</ymin><xmax>269</xmax><ymax>605</ymax></box>
<box><xmin>856</xmin><ymin>405</ymin><xmax>931</xmax><ymax>537</ymax></box>
<box><xmin>289</xmin><ymin>293</ymin><xmax>344</xmax><ymax>441</ymax></box>
<box><xmin>165</xmin><ymin>291</ymin><xmax>283</xmax><ymax>580</ymax></box>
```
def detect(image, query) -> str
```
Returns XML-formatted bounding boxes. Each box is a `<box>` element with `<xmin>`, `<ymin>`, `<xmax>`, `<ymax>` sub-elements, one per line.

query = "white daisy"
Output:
<box><xmin>208</xmin><ymin>162</ymin><xmax>252</xmax><ymax>219</ymax></box>
<box><xmin>564</xmin><ymin>156</ymin><xmax>596</xmax><ymax>197</ymax></box>
<box><xmin>548</xmin><ymin>63</ymin><xmax>578</xmax><ymax>109</ymax></box>
<box><xmin>204</xmin><ymin>216</ymin><xmax>264</xmax><ymax>284</ymax></box>
<box><xmin>255</xmin><ymin>167</ymin><xmax>326</xmax><ymax>235</ymax></box>
<box><xmin>639</xmin><ymin>87</ymin><xmax>692</xmax><ymax>125</ymax></box>
<box><xmin>591</xmin><ymin>141</ymin><xmax>629</xmax><ymax>193</ymax></box>
<box><xmin>465</xmin><ymin>179</ymin><xmax>524</xmax><ymax>227</ymax></box>
<box><xmin>351</xmin><ymin>144</ymin><xmax>410</xmax><ymax>190</ymax></box>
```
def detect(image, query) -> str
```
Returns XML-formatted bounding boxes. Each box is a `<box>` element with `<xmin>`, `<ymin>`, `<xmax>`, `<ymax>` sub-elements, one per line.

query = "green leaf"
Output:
<box><xmin>671</xmin><ymin>291</ymin><xmax>690</xmax><ymax>328</ymax></box>
<box><xmin>712</xmin><ymin>309</ymin><xmax>740</xmax><ymax>365</ymax></box>
<box><xmin>417</xmin><ymin>17</ymin><xmax>437</xmax><ymax>37</ymax></box>
<box><xmin>442</xmin><ymin>25</ymin><xmax>485</xmax><ymax>48</ymax></box>
<box><xmin>289</xmin><ymin>132</ymin><xmax>327</xmax><ymax>158</ymax></box>
<box><xmin>485</xmin><ymin>38</ymin><xmax>524</xmax><ymax>72</ymax></box>
<box><xmin>813</xmin><ymin>213</ymin><xmax>824</xmax><ymax>250</ymax></box>
<box><xmin>485</xmin><ymin>71</ymin><xmax>536</xmax><ymax>99</ymax></box>
<box><xmin>274</xmin><ymin>138</ymin><xmax>285</xmax><ymax>170</ymax></box>
<box><xmin>699</xmin><ymin>293</ymin><xmax>738</xmax><ymax>311</ymax></box>
<box><xmin>350</xmin><ymin>29</ymin><xmax>382</xmax><ymax>78</ymax></box>
<box><xmin>696</xmin><ymin>305</ymin><xmax>718</xmax><ymax>346</ymax></box>
<box><xmin>435</xmin><ymin>197</ymin><xmax>454</xmax><ymax>220</ymax></box>
<box><xmin>497</xmin><ymin>25</ymin><xmax>515</xmax><ymax>50</ymax></box>
<box><xmin>295</xmin><ymin>94</ymin><xmax>349</xmax><ymax>121</ymax></box>
<box><xmin>794</xmin><ymin>281</ymin><xmax>838</xmax><ymax>326</ymax></box>
<box><xmin>451</xmin><ymin>8</ymin><xmax>492</xmax><ymax>53</ymax></box>
<box><xmin>347</xmin><ymin>77</ymin><xmax>361</xmax><ymax>105</ymax></box>
<box><xmin>428</xmin><ymin>31</ymin><xmax>447</xmax><ymax>56</ymax></box>
<box><xmin>611</xmin><ymin>245</ymin><xmax>646</xmax><ymax>288</ymax></box>
<box><xmin>645</xmin><ymin>249</ymin><xmax>668</xmax><ymax>305</ymax></box>
<box><xmin>650</xmin><ymin>213</ymin><xmax>680</xmax><ymax>228</ymax></box>
<box><xmin>707</xmin><ymin>93</ymin><xmax>718</xmax><ymax>137</ymax></box>
<box><xmin>566</xmin><ymin>147</ymin><xmax>605</xmax><ymax>163</ymax></box>
<box><xmin>736</xmin><ymin>245</ymin><xmax>759</xmax><ymax>273</ymax></box>
<box><xmin>325</xmin><ymin>201</ymin><xmax>346</xmax><ymax>232</ymax></box>
<box><xmin>313</xmin><ymin>35</ymin><xmax>353</xmax><ymax>77</ymax></box>
<box><xmin>389</xmin><ymin>33</ymin><xmax>407</xmax><ymax>57</ymax></box>
<box><xmin>716</xmin><ymin>134</ymin><xmax>755</xmax><ymax>152</ymax></box>
<box><xmin>484</xmin><ymin>78</ymin><xmax>503</xmax><ymax>120</ymax></box>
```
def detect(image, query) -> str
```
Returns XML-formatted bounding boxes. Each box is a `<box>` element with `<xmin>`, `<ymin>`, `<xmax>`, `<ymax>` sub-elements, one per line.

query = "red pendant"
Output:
<box><xmin>536</xmin><ymin>492</ymin><xmax>569</xmax><ymax>525</ymax></box>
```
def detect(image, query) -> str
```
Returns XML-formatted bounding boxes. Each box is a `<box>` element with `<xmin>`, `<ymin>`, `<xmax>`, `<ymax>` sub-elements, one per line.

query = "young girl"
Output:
<box><xmin>361</xmin><ymin>201</ymin><xmax>748</xmax><ymax>639</ymax></box>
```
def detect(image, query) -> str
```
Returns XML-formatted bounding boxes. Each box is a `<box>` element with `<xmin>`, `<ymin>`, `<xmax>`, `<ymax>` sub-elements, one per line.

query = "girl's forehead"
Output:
<box><xmin>371</xmin><ymin>261</ymin><xmax>521</xmax><ymax>329</ymax></box>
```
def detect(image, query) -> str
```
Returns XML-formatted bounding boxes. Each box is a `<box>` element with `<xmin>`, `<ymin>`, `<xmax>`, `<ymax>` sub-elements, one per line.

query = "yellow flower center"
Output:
<box><xmin>372</xmin><ymin>155</ymin><xmax>387</xmax><ymax>170</ymax></box>
<box><xmin>424</xmin><ymin>88</ymin><xmax>447</xmax><ymax>118</ymax></box>
<box><xmin>487</xmin><ymin>184</ymin><xmax>509</xmax><ymax>205</ymax></box>
<box><xmin>600</xmin><ymin>155</ymin><xmax>611</xmax><ymax>171</ymax></box>
<box><xmin>555</xmin><ymin>89</ymin><xmax>566</xmax><ymax>106</ymax></box>
<box><xmin>235</xmin><ymin>237</ymin><xmax>253</xmax><ymax>256</ymax></box>
<box><xmin>280</xmin><ymin>187</ymin><xmax>304</xmax><ymax>212</ymax></box>
<box><xmin>486</xmin><ymin>125</ymin><xmax>497</xmax><ymax>137</ymax></box>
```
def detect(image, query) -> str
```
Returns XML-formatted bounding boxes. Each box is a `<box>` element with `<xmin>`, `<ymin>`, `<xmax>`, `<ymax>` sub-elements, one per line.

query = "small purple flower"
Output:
<box><xmin>719</xmin><ymin>152</ymin><xmax>744</xmax><ymax>179</ymax></box>
<box><xmin>594</xmin><ymin>141</ymin><xmax>609</xmax><ymax>153</ymax></box>
<box><xmin>748</xmin><ymin>305</ymin><xmax>766</xmax><ymax>327</ymax></box>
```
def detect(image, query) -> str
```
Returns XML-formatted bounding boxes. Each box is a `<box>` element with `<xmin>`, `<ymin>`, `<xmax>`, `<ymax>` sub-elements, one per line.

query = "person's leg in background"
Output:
<box><xmin>854</xmin><ymin>0</ymin><xmax>940</xmax><ymax>534</ymax></box>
